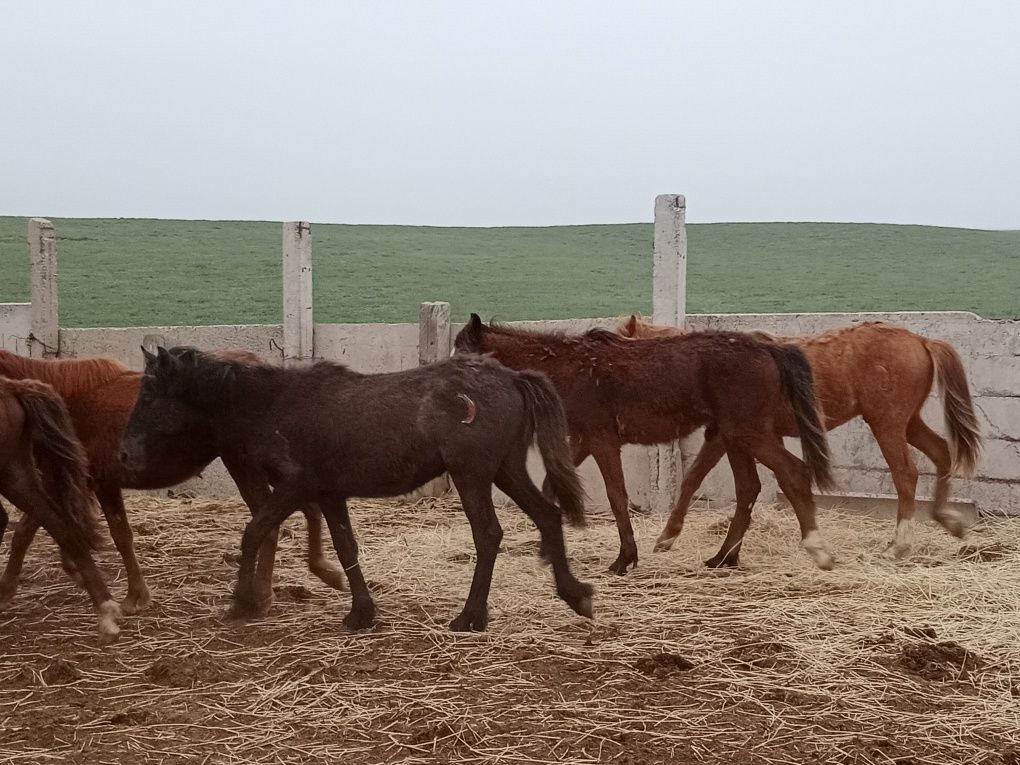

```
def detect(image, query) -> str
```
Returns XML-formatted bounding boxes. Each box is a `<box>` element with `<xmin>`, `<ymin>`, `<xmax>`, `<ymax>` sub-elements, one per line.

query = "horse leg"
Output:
<box><xmin>222</xmin><ymin>457</ymin><xmax>286</xmax><ymax>616</ymax></box>
<box><xmin>320</xmin><ymin>498</ymin><xmax>375</xmax><ymax>630</ymax></box>
<box><xmin>449</xmin><ymin>474</ymin><xmax>503</xmax><ymax>632</ymax></box>
<box><xmin>0</xmin><ymin>513</ymin><xmax>41</xmax><ymax>607</ymax></box>
<box><xmin>302</xmin><ymin>504</ymin><xmax>347</xmax><ymax>591</ymax></box>
<box><xmin>655</xmin><ymin>431</ymin><xmax>727</xmax><ymax>552</ymax></box>
<box><xmin>751</xmin><ymin>437</ymin><xmax>834</xmax><ymax>570</ymax></box>
<box><xmin>0</xmin><ymin>499</ymin><xmax>6</xmax><ymax>548</ymax></box>
<box><xmin>495</xmin><ymin>458</ymin><xmax>594</xmax><ymax>619</ymax></box>
<box><xmin>0</xmin><ymin>469</ymin><xmax>120</xmax><ymax>642</ymax></box>
<box><xmin>907</xmin><ymin>416</ymin><xmax>965</xmax><ymax>538</ymax></box>
<box><xmin>228</xmin><ymin>485</ymin><xmax>303</xmax><ymax>619</ymax></box>
<box><xmin>705</xmin><ymin>449</ymin><xmax>761</xmax><ymax>568</ymax></box>
<box><xmin>869</xmin><ymin>421</ymin><xmax>920</xmax><ymax>558</ymax></box>
<box><xmin>95</xmin><ymin>483</ymin><xmax>152</xmax><ymax>615</ymax></box>
<box><xmin>589</xmin><ymin>438</ymin><xmax>638</xmax><ymax>574</ymax></box>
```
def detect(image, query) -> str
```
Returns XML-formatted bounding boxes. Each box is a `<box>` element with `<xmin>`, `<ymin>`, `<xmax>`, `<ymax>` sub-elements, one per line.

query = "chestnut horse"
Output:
<box><xmin>0</xmin><ymin>350</ymin><xmax>345</xmax><ymax>615</ymax></box>
<box><xmin>455</xmin><ymin>315</ymin><xmax>836</xmax><ymax>573</ymax></box>
<box><xmin>617</xmin><ymin>316</ymin><xmax>982</xmax><ymax>559</ymax></box>
<box><xmin>0</xmin><ymin>377</ymin><xmax>120</xmax><ymax>641</ymax></box>
<box><xmin>120</xmin><ymin>347</ymin><xmax>593</xmax><ymax>632</ymax></box>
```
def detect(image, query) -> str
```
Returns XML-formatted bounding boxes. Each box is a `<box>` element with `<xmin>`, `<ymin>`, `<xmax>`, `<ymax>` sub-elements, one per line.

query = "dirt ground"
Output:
<box><xmin>1</xmin><ymin>494</ymin><xmax>1018</xmax><ymax>765</ymax></box>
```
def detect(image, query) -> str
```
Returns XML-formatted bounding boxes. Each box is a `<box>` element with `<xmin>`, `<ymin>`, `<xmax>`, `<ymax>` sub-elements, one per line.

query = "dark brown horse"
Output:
<box><xmin>0</xmin><ymin>377</ymin><xmax>120</xmax><ymax>641</ymax></box>
<box><xmin>119</xmin><ymin>347</ymin><xmax>594</xmax><ymax>632</ymax></box>
<box><xmin>0</xmin><ymin>349</ymin><xmax>345</xmax><ymax>615</ymax></box>
<box><xmin>454</xmin><ymin>315</ymin><xmax>835</xmax><ymax>572</ymax></box>
<box><xmin>618</xmin><ymin>316</ymin><xmax>983</xmax><ymax>558</ymax></box>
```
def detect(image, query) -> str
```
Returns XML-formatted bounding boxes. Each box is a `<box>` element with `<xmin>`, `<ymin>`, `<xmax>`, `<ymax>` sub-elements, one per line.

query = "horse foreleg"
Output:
<box><xmin>222</xmin><ymin>457</ymin><xmax>280</xmax><ymax>616</ymax></box>
<box><xmin>654</xmin><ymin>431</ymin><xmax>727</xmax><ymax>552</ymax></box>
<box><xmin>96</xmin><ymin>484</ymin><xmax>152</xmax><ymax>615</ymax></box>
<box><xmin>590</xmin><ymin>438</ymin><xmax>637</xmax><ymax>574</ymax></box>
<box><xmin>321</xmin><ymin>498</ymin><xmax>376</xmax><ymax>631</ymax></box>
<box><xmin>302</xmin><ymin>504</ymin><xmax>347</xmax><ymax>591</ymax></box>
<box><xmin>0</xmin><ymin>513</ymin><xmax>41</xmax><ymax>607</ymax></box>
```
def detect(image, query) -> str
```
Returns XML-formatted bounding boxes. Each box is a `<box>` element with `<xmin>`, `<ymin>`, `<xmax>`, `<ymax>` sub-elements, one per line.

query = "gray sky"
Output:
<box><xmin>2</xmin><ymin>1</ymin><xmax>1018</xmax><ymax>228</ymax></box>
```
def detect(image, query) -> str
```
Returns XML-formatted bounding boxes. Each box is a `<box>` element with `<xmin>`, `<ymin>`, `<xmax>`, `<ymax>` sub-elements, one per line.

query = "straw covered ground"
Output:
<box><xmin>1</xmin><ymin>494</ymin><xmax>1019</xmax><ymax>765</ymax></box>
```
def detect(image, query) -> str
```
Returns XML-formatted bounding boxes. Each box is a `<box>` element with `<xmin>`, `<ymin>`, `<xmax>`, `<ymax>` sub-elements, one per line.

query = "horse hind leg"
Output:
<box><xmin>0</xmin><ymin>512</ymin><xmax>42</xmax><ymax>608</ymax></box>
<box><xmin>870</xmin><ymin>421</ymin><xmax>921</xmax><ymax>559</ymax></box>
<box><xmin>907</xmin><ymin>417</ymin><xmax>966</xmax><ymax>538</ymax></box>
<box><xmin>751</xmin><ymin>437</ymin><xmax>834</xmax><ymax>570</ymax></box>
<box><xmin>495</xmin><ymin>458</ymin><xmax>593</xmax><ymax>619</ymax></box>
<box><xmin>302</xmin><ymin>504</ymin><xmax>347</xmax><ymax>591</ymax></box>
<box><xmin>0</xmin><ymin>468</ymin><xmax>120</xmax><ymax>642</ymax></box>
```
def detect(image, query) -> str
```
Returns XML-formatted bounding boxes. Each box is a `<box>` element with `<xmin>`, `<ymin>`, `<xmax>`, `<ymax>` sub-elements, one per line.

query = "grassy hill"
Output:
<box><xmin>0</xmin><ymin>218</ymin><xmax>1016</xmax><ymax>327</ymax></box>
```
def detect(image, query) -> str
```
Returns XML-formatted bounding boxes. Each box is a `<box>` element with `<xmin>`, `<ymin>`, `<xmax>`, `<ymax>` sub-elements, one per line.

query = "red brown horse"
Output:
<box><xmin>617</xmin><ymin>316</ymin><xmax>982</xmax><ymax>559</ymax></box>
<box><xmin>454</xmin><ymin>315</ymin><xmax>835</xmax><ymax>573</ymax></box>
<box><xmin>0</xmin><ymin>350</ymin><xmax>345</xmax><ymax>615</ymax></box>
<box><xmin>0</xmin><ymin>377</ymin><xmax>121</xmax><ymax>641</ymax></box>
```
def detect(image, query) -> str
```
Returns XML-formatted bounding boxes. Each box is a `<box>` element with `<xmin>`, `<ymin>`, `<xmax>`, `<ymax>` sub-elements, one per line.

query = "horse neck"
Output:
<box><xmin>482</xmin><ymin>331</ymin><xmax>583</xmax><ymax>377</ymax></box>
<box><xmin>0</xmin><ymin>352</ymin><xmax>129</xmax><ymax>397</ymax></box>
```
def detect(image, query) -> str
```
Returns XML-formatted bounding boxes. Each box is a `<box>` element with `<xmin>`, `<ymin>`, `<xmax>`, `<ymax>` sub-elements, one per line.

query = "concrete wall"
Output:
<box><xmin>0</xmin><ymin>308</ymin><xmax>1016</xmax><ymax>516</ymax></box>
<box><xmin>0</xmin><ymin>303</ymin><xmax>31</xmax><ymax>353</ymax></box>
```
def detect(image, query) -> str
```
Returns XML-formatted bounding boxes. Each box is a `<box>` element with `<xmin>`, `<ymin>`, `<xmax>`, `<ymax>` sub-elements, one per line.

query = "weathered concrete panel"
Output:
<box><xmin>314</xmin><ymin>322</ymin><xmax>419</xmax><ymax>373</ymax></box>
<box><xmin>0</xmin><ymin>303</ymin><xmax>31</xmax><ymax>353</ymax></box>
<box><xmin>59</xmin><ymin>325</ymin><xmax>284</xmax><ymax>370</ymax></box>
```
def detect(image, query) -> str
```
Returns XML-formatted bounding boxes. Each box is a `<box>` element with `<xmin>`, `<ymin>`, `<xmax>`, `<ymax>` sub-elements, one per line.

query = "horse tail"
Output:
<box><xmin>924</xmin><ymin>338</ymin><xmax>982</xmax><ymax>477</ymax></box>
<box><xmin>513</xmin><ymin>371</ymin><xmax>587</xmax><ymax>527</ymax></box>
<box><xmin>12</xmin><ymin>380</ymin><xmax>100</xmax><ymax>551</ymax></box>
<box><xmin>765</xmin><ymin>343</ymin><xmax>835</xmax><ymax>491</ymax></box>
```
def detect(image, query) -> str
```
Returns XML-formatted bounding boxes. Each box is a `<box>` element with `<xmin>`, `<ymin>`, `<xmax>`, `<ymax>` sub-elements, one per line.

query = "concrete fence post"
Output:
<box><xmin>419</xmin><ymin>301</ymin><xmax>452</xmax><ymax>365</ymax></box>
<box><xmin>416</xmin><ymin>301</ymin><xmax>452</xmax><ymax>497</ymax></box>
<box><xmin>28</xmin><ymin>218</ymin><xmax>59</xmax><ymax>358</ymax></box>
<box><xmin>649</xmin><ymin>194</ymin><xmax>688</xmax><ymax>513</ymax></box>
<box><xmin>282</xmin><ymin>221</ymin><xmax>313</xmax><ymax>365</ymax></box>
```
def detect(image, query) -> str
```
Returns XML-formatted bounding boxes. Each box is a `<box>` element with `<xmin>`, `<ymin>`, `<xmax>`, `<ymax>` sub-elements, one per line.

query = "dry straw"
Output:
<box><xmin>1</xmin><ymin>494</ymin><xmax>1018</xmax><ymax>764</ymax></box>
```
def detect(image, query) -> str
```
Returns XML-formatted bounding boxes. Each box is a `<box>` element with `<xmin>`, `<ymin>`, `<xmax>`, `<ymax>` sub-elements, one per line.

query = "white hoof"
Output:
<box><xmin>802</xmin><ymin>531</ymin><xmax>834</xmax><ymax>571</ymax></box>
<box><xmin>97</xmin><ymin>600</ymin><xmax>122</xmax><ymax>644</ymax></box>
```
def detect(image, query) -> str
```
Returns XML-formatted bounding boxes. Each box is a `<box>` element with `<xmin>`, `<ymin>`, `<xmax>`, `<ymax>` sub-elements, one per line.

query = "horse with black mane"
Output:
<box><xmin>120</xmin><ymin>347</ymin><xmax>593</xmax><ymax>632</ymax></box>
<box><xmin>0</xmin><ymin>377</ymin><xmax>120</xmax><ymax>641</ymax></box>
<box><xmin>455</xmin><ymin>315</ymin><xmax>835</xmax><ymax>572</ymax></box>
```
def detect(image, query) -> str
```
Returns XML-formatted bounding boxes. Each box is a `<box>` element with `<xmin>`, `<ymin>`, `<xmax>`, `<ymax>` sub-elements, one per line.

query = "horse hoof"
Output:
<box><xmin>343</xmin><ymin>607</ymin><xmax>375</xmax><ymax>631</ymax></box>
<box><xmin>572</xmin><ymin>595</ymin><xmax>594</xmax><ymax>620</ymax></box>
<box><xmin>704</xmin><ymin>556</ymin><xmax>738</xmax><ymax>569</ymax></box>
<box><xmin>97</xmin><ymin>601</ymin><xmax>122</xmax><ymax>644</ymax></box>
<box><xmin>880</xmin><ymin>542</ymin><xmax>910</xmax><ymax>561</ymax></box>
<box><xmin>120</xmin><ymin>589</ymin><xmax>153</xmax><ymax>616</ymax></box>
<box><xmin>449</xmin><ymin>609</ymin><xmax>488</xmax><ymax>633</ymax></box>
<box><xmin>653</xmin><ymin>535</ymin><xmax>678</xmax><ymax>553</ymax></box>
<box><xmin>608</xmin><ymin>555</ymin><xmax>636</xmax><ymax>575</ymax></box>
<box><xmin>935</xmin><ymin>511</ymin><xmax>967</xmax><ymax>539</ymax></box>
<box><xmin>312</xmin><ymin>563</ymin><xmax>348</xmax><ymax>591</ymax></box>
<box><xmin>810</xmin><ymin>550</ymin><xmax>835</xmax><ymax>571</ymax></box>
<box><xmin>0</xmin><ymin>588</ymin><xmax>14</xmax><ymax>610</ymax></box>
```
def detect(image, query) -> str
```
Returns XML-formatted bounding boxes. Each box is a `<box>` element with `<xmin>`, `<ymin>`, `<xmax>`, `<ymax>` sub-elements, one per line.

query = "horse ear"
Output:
<box><xmin>468</xmin><ymin>313</ymin><xmax>483</xmax><ymax>336</ymax></box>
<box><xmin>155</xmin><ymin>346</ymin><xmax>179</xmax><ymax>373</ymax></box>
<box><xmin>141</xmin><ymin>346</ymin><xmax>157</xmax><ymax>367</ymax></box>
<box><xmin>625</xmin><ymin>315</ymin><xmax>638</xmax><ymax>336</ymax></box>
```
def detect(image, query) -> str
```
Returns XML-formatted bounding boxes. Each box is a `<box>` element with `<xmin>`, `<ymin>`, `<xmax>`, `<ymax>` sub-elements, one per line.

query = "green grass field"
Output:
<box><xmin>0</xmin><ymin>217</ymin><xmax>1016</xmax><ymax>326</ymax></box>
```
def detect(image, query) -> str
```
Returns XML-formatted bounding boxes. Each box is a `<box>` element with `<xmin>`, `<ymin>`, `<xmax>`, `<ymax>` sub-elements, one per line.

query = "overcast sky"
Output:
<box><xmin>2</xmin><ymin>1</ymin><xmax>1018</xmax><ymax>228</ymax></box>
